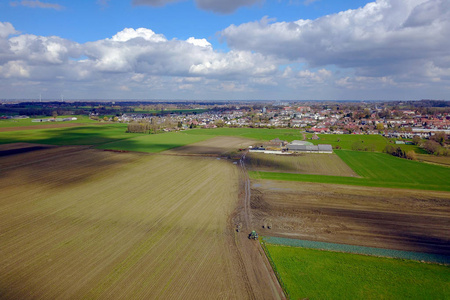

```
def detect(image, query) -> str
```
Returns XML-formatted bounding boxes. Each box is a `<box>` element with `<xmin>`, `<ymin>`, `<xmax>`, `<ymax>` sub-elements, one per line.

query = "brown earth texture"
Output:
<box><xmin>250</xmin><ymin>179</ymin><xmax>450</xmax><ymax>256</ymax></box>
<box><xmin>0</xmin><ymin>142</ymin><xmax>283</xmax><ymax>299</ymax></box>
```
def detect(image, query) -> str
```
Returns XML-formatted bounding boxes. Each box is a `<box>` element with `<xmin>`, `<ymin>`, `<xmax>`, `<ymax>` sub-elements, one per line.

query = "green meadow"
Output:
<box><xmin>250</xmin><ymin>150</ymin><xmax>450</xmax><ymax>191</ymax></box>
<box><xmin>0</xmin><ymin>124</ymin><xmax>135</xmax><ymax>145</ymax></box>
<box><xmin>264</xmin><ymin>244</ymin><xmax>450</xmax><ymax>300</ymax></box>
<box><xmin>96</xmin><ymin>132</ymin><xmax>212</xmax><ymax>153</ymax></box>
<box><xmin>0</xmin><ymin>124</ymin><xmax>214</xmax><ymax>153</ymax></box>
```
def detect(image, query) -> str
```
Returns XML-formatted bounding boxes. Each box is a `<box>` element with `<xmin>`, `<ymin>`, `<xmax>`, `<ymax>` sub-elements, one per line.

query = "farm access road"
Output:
<box><xmin>165</xmin><ymin>137</ymin><xmax>286</xmax><ymax>299</ymax></box>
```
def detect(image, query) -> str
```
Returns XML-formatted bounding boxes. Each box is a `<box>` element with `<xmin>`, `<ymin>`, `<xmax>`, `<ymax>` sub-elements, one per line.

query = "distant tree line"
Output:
<box><xmin>126</xmin><ymin>117</ymin><xmax>177</xmax><ymax>134</ymax></box>
<box><xmin>419</xmin><ymin>133</ymin><xmax>449</xmax><ymax>156</ymax></box>
<box><xmin>384</xmin><ymin>145</ymin><xmax>417</xmax><ymax>160</ymax></box>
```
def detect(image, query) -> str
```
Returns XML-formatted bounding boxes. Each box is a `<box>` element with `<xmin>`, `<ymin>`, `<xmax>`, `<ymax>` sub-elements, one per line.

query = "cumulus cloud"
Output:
<box><xmin>132</xmin><ymin>0</ymin><xmax>263</xmax><ymax>13</ymax></box>
<box><xmin>221</xmin><ymin>0</ymin><xmax>450</xmax><ymax>79</ymax></box>
<box><xmin>10</xmin><ymin>0</ymin><xmax>64</xmax><ymax>10</ymax></box>
<box><xmin>0</xmin><ymin>22</ymin><xmax>18</xmax><ymax>39</ymax></box>
<box><xmin>0</xmin><ymin>23</ymin><xmax>277</xmax><ymax>89</ymax></box>
<box><xmin>1</xmin><ymin>0</ymin><xmax>449</xmax><ymax>101</ymax></box>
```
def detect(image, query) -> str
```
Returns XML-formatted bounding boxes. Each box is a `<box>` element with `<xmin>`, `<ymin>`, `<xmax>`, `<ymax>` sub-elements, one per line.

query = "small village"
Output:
<box><xmin>118</xmin><ymin>100</ymin><xmax>450</xmax><ymax>139</ymax></box>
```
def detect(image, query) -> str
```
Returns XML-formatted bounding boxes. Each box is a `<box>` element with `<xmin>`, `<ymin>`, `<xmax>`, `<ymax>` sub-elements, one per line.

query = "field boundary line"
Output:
<box><xmin>260</xmin><ymin>239</ymin><xmax>291</xmax><ymax>299</ymax></box>
<box><xmin>263</xmin><ymin>236</ymin><xmax>450</xmax><ymax>265</ymax></box>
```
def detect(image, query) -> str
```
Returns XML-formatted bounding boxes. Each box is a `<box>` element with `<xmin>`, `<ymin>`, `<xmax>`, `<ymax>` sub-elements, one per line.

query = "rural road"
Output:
<box><xmin>236</xmin><ymin>151</ymin><xmax>286</xmax><ymax>300</ymax></box>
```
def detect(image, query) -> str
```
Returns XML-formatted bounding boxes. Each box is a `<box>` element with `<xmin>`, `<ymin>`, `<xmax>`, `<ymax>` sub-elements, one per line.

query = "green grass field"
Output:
<box><xmin>0</xmin><ymin>124</ymin><xmax>215</xmax><ymax>153</ymax></box>
<box><xmin>0</xmin><ymin>115</ymin><xmax>98</xmax><ymax>128</ymax></box>
<box><xmin>97</xmin><ymin>132</ymin><xmax>213</xmax><ymax>153</ymax></box>
<box><xmin>0</xmin><ymin>124</ymin><xmax>137</xmax><ymax>145</ymax></box>
<box><xmin>264</xmin><ymin>244</ymin><xmax>450</xmax><ymax>300</ymax></box>
<box><xmin>250</xmin><ymin>150</ymin><xmax>450</xmax><ymax>191</ymax></box>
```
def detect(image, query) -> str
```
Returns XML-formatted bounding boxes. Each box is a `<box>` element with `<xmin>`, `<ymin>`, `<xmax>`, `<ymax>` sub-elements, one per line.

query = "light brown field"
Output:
<box><xmin>164</xmin><ymin>136</ymin><xmax>255</xmax><ymax>156</ymax></box>
<box><xmin>246</xmin><ymin>152</ymin><xmax>358</xmax><ymax>177</ymax></box>
<box><xmin>1</xmin><ymin>146</ymin><xmax>255</xmax><ymax>299</ymax></box>
<box><xmin>417</xmin><ymin>154</ymin><xmax>450</xmax><ymax>167</ymax></box>
<box><xmin>250</xmin><ymin>179</ymin><xmax>450</xmax><ymax>256</ymax></box>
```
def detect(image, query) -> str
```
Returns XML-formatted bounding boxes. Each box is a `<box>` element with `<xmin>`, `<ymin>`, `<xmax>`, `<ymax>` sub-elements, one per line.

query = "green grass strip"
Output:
<box><xmin>249</xmin><ymin>150</ymin><xmax>450</xmax><ymax>191</ymax></box>
<box><xmin>96</xmin><ymin>132</ymin><xmax>213</xmax><ymax>153</ymax></box>
<box><xmin>264</xmin><ymin>243</ymin><xmax>450</xmax><ymax>300</ymax></box>
<box><xmin>263</xmin><ymin>236</ymin><xmax>450</xmax><ymax>264</ymax></box>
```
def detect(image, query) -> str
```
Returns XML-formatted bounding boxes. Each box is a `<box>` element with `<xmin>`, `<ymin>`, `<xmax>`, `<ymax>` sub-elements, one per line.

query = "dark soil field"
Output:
<box><xmin>250</xmin><ymin>179</ymin><xmax>450</xmax><ymax>256</ymax></box>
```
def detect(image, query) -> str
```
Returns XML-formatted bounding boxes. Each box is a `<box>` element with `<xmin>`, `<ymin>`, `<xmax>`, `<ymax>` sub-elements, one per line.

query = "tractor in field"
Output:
<box><xmin>248</xmin><ymin>230</ymin><xmax>258</xmax><ymax>240</ymax></box>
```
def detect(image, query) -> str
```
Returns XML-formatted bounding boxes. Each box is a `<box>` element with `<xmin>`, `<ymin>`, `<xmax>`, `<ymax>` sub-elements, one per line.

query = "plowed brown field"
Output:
<box><xmin>250</xmin><ymin>180</ymin><xmax>450</xmax><ymax>256</ymax></box>
<box><xmin>0</xmin><ymin>145</ymin><xmax>264</xmax><ymax>299</ymax></box>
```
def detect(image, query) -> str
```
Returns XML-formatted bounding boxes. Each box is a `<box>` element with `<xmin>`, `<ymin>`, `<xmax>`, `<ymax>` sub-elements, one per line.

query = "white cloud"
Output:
<box><xmin>220</xmin><ymin>0</ymin><xmax>450</xmax><ymax>81</ymax></box>
<box><xmin>0</xmin><ymin>22</ymin><xmax>18</xmax><ymax>39</ymax></box>
<box><xmin>9</xmin><ymin>34</ymin><xmax>81</xmax><ymax>64</ymax></box>
<box><xmin>0</xmin><ymin>60</ymin><xmax>30</xmax><ymax>78</ymax></box>
<box><xmin>132</xmin><ymin>0</ymin><xmax>263</xmax><ymax>14</ymax></box>
<box><xmin>186</xmin><ymin>37</ymin><xmax>211</xmax><ymax>48</ymax></box>
<box><xmin>110</xmin><ymin>28</ymin><xmax>166</xmax><ymax>42</ymax></box>
<box><xmin>1</xmin><ymin>0</ymin><xmax>449</xmax><ymax>101</ymax></box>
<box><xmin>0</xmin><ymin>23</ymin><xmax>278</xmax><ymax>98</ymax></box>
<box><xmin>10</xmin><ymin>0</ymin><xmax>64</xmax><ymax>10</ymax></box>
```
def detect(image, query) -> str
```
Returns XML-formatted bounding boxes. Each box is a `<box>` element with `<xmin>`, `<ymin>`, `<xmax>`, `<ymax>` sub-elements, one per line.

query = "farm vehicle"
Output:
<box><xmin>248</xmin><ymin>230</ymin><xmax>258</xmax><ymax>240</ymax></box>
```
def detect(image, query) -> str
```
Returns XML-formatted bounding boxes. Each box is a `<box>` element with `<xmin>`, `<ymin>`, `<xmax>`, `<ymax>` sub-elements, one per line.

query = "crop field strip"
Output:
<box><xmin>163</xmin><ymin>136</ymin><xmax>256</xmax><ymax>156</ymax></box>
<box><xmin>250</xmin><ymin>179</ymin><xmax>450</xmax><ymax>256</ymax></box>
<box><xmin>263</xmin><ymin>236</ymin><xmax>450</xmax><ymax>264</ymax></box>
<box><xmin>250</xmin><ymin>150</ymin><xmax>450</xmax><ymax>191</ymax></box>
<box><xmin>0</xmin><ymin>148</ymin><xmax>253</xmax><ymax>299</ymax></box>
<box><xmin>245</xmin><ymin>152</ymin><xmax>358</xmax><ymax>177</ymax></box>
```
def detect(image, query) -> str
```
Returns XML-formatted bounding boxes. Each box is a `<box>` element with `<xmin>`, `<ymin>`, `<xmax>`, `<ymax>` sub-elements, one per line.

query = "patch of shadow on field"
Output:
<box><xmin>250</xmin><ymin>187</ymin><xmax>450</xmax><ymax>256</ymax></box>
<box><xmin>313</xmin><ymin>206</ymin><xmax>450</xmax><ymax>256</ymax></box>
<box><xmin>256</xmin><ymin>203</ymin><xmax>450</xmax><ymax>256</ymax></box>
<box><xmin>1</xmin><ymin>148</ymin><xmax>141</xmax><ymax>189</ymax></box>
<box><xmin>0</xmin><ymin>125</ymin><xmax>131</xmax><ymax>146</ymax></box>
<box><xmin>0</xmin><ymin>146</ymin><xmax>51</xmax><ymax>157</ymax></box>
<box><xmin>245</xmin><ymin>155</ymin><xmax>298</xmax><ymax>173</ymax></box>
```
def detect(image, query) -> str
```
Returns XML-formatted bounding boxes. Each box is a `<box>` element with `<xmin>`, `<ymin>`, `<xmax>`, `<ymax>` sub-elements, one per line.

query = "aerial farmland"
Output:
<box><xmin>0</xmin><ymin>118</ymin><xmax>449</xmax><ymax>299</ymax></box>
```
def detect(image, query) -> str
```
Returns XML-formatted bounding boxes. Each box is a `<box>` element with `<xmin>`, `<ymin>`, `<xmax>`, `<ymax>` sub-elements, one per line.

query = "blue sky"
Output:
<box><xmin>0</xmin><ymin>0</ymin><xmax>449</xmax><ymax>100</ymax></box>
